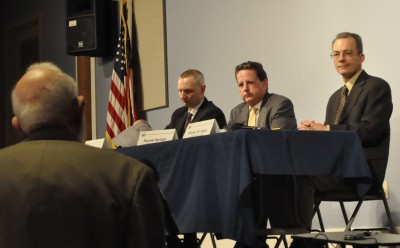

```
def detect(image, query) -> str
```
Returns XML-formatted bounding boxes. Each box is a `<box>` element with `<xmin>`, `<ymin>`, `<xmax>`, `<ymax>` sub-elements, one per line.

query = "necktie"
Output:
<box><xmin>247</xmin><ymin>107</ymin><xmax>258</xmax><ymax>127</ymax></box>
<box><xmin>334</xmin><ymin>85</ymin><xmax>348</xmax><ymax>124</ymax></box>
<box><xmin>184</xmin><ymin>112</ymin><xmax>193</xmax><ymax>132</ymax></box>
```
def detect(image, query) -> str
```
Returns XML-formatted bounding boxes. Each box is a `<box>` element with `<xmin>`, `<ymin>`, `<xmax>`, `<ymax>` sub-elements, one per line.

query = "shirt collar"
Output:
<box><xmin>248</xmin><ymin>101</ymin><xmax>262</xmax><ymax>111</ymax></box>
<box><xmin>26</xmin><ymin>126</ymin><xmax>79</xmax><ymax>142</ymax></box>
<box><xmin>344</xmin><ymin>69</ymin><xmax>363</xmax><ymax>93</ymax></box>
<box><xmin>188</xmin><ymin>98</ymin><xmax>204</xmax><ymax>117</ymax></box>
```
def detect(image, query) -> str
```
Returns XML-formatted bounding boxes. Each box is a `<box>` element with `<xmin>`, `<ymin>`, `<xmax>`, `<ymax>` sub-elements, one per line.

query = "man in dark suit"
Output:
<box><xmin>109</xmin><ymin>69</ymin><xmax>226</xmax><ymax>247</ymax></box>
<box><xmin>166</xmin><ymin>69</ymin><xmax>227</xmax><ymax>138</ymax></box>
<box><xmin>164</xmin><ymin>69</ymin><xmax>226</xmax><ymax>247</ymax></box>
<box><xmin>299</xmin><ymin>32</ymin><xmax>393</xmax><ymax>193</ymax></box>
<box><xmin>0</xmin><ymin>62</ymin><xmax>165</xmax><ymax>248</ymax></box>
<box><xmin>226</xmin><ymin>61</ymin><xmax>314</xmax><ymax>248</ymax></box>
<box><xmin>115</xmin><ymin>69</ymin><xmax>227</xmax><ymax>146</ymax></box>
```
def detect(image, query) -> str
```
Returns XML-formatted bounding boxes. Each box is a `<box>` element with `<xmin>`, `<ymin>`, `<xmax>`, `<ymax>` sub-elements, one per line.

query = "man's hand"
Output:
<box><xmin>298</xmin><ymin>120</ymin><xmax>328</xmax><ymax>131</ymax></box>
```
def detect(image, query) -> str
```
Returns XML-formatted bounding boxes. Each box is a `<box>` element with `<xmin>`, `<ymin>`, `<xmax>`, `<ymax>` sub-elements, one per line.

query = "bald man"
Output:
<box><xmin>0</xmin><ymin>62</ymin><xmax>165</xmax><ymax>248</ymax></box>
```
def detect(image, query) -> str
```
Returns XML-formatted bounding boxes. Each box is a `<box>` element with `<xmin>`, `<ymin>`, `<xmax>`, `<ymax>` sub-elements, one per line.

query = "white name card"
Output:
<box><xmin>137</xmin><ymin>129</ymin><xmax>178</xmax><ymax>146</ymax></box>
<box><xmin>183</xmin><ymin>119</ymin><xmax>220</xmax><ymax>139</ymax></box>
<box><xmin>85</xmin><ymin>138</ymin><xmax>105</xmax><ymax>148</ymax></box>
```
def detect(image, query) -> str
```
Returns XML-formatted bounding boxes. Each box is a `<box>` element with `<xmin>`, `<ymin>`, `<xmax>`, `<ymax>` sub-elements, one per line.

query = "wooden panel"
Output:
<box><xmin>2</xmin><ymin>12</ymin><xmax>41</xmax><ymax>146</ymax></box>
<box><xmin>76</xmin><ymin>56</ymin><xmax>92</xmax><ymax>141</ymax></box>
<box><xmin>134</xmin><ymin>0</ymin><xmax>168</xmax><ymax>111</ymax></box>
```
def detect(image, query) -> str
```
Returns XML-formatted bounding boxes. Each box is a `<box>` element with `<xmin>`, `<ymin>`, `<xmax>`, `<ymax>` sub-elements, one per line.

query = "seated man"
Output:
<box><xmin>165</xmin><ymin>69</ymin><xmax>227</xmax><ymax>138</ymax></box>
<box><xmin>122</xmin><ymin>69</ymin><xmax>226</xmax><ymax>247</ymax></box>
<box><xmin>110</xmin><ymin>69</ymin><xmax>226</xmax><ymax>148</ymax></box>
<box><xmin>0</xmin><ymin>62</ymin><xmax>165</xmax><ymax>248</ymax></box>
<box><xmin>299</xmin><ymin>32</ymin><xmax>392</xmax><ymax>211</ymax></box>
<box><xmin>226</xmin><ymin>61</ymin><xmax>314</xmax><ymax>248</ymax></box>
<box><xmin>168</xmin><ymin>69</ymin><xmax>227</xmax><ymax>247</ymax></box>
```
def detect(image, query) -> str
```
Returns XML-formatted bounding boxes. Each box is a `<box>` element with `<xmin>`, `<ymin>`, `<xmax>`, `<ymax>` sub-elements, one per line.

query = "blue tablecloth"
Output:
<box><xmin>118</xmin><ymin>129</ymin><xmax>371</xmax><ymax>245</ymax></box>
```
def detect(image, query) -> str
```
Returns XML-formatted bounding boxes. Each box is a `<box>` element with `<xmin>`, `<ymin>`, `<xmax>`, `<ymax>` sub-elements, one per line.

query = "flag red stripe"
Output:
<box><xmin>105</xmin><ymin>0</ymin><xmax>137</xmax><ymax>146</ymax></box>
<box><xmin>107</xmin><ymin>101</ymin><xmax>126</xmax><ymax>132</ymax></box>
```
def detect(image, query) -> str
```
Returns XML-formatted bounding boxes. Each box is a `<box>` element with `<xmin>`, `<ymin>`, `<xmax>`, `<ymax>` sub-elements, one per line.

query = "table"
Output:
<box><xmin>292</xmin><ymin>231</ymin><xmax>400</xmax><ymax>246</ymax></box>
<box><xmin>118</xmin><ymin>129</ymin><xmax>371</xmax><ymax>246</ymax></box>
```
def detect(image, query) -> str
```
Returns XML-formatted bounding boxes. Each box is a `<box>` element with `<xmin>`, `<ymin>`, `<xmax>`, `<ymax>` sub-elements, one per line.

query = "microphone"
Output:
<box><xmin>230</xmin><ymin>123</ymin><xmax>281</xmax><ymax>131</ymax></box>
<box><xmin>230</xmin><ymin>123</ymin><xmax>245</xmax><ymax>130</ymax></box>
<box><xmin>230</xmin><ymin>123</ymin><xmax>260</xmax><ymax>130</ymax></box>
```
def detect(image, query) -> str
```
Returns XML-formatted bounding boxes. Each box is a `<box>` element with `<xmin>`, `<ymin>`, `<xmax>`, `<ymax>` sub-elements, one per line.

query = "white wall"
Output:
<box><xmin>96</xmin><ymin>0</ymin><xmax>400</xmax><ymax>230</ymax></box>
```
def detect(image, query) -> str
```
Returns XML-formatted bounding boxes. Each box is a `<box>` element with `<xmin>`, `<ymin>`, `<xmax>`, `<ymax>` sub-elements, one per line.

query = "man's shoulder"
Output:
<box><xmin>363</xmin><ymin>72</ymin><xmax>390</xmax><ymax>87</ymax></box>
<box><xmin>4</xmin><ymin>139</ymin><xmax>144</xmax><ymax>166</ymax></box>
<box><xmin>200</xmin><ymin>98</ymin><xmax>224</xmax><ymax>112</ymax></box>
<box><xmin>264</xmin><ymin>92</ymin><xmax>294</xmax><ymax>107</ymax></box>
<box><xmin>352</xmin><ymin>71</ymin><xmax>391</xmax><ymax>96</ymax></box>
<box><xmin>268</xmin><ymin>92</ymin><xmax>292</xmax><ymax>101</ymax></box>
<box><xmin>0</xmin><ymin>140</ymin><xmax>156</xmax><ymax>182</ymax></box>
<box><xmin>78</xmin><ymin>142</ymin><xmax>145</xmax><ymax>165</ymax></box>
<box><xmin>169</xmin><ymin>106</ymin><xmax>188</xmax><ymax>121</ymax></box>
<box><xmin>172</xmin><ymin>105</ymin><xmax>188</xmax><ymax>115</ymax></box>
<box><xmin>230</xmin><ymin>101</ymin><xmax>246</xmax><ymax>112</ymax></box>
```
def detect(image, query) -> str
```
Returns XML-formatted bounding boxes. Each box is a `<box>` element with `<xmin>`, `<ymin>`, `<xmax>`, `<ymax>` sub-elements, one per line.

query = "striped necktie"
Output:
<box><xmin>334</xmin><ymin>85</ymin><xmax>348</xmax><ymax>124</ymax></box>
<box><xmin>184</xmin><ymin>112</ymin><xmax>193</xmax><ymax>132</ymax></box>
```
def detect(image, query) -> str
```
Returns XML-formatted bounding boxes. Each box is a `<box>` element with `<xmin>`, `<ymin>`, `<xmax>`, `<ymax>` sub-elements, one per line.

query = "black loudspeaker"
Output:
<box><xmin>66</xmin><ymin>0</ymin><xmax>111</xmax><ymax>56</ymax></box>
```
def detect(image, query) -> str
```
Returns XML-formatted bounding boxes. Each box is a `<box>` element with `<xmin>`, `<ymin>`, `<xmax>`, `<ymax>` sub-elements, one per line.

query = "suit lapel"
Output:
<box><xmin>191</xmin><ymin>98</ymin><xmax>208</xmax><ymax>123</ymax></box>
<box><xmin>258</xmin><ymin>93</ymin><xmax>272</xmax><ymax>128</ymax></box>
<box><xmin>179</xmin><ymin>98</ymin><xmax>208</xmax><ymax>136</ymax></box>
<box><xmin>175</xmin><ymin>109</ymin><xmax>188</xmax><ymax>138</ymax></box>
<box><xmin>340</xmin><ymin>71</ymin><xmax>367</xmax><ymax>122</ymax></box>
<box><xmin>239</xmin><ymin>104</ymin><xmax>250</xmax><ymax>125</ymax></box>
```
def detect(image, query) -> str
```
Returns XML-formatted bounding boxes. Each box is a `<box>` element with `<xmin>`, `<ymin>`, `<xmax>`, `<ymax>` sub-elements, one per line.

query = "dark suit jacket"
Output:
<box><xmin>225</xmin><ymin>92</ymin><xmax>297</xmax><ymax>130</ymax></box>
<box><xmin>325</xmin><ymin>70</ymin><xmax>393</xmax><ymax>185</ymax></box>
<box><xmin>165</xmin><ymin>97</ymin><xmax>227</xmax><ymax>138</ymax></box>
<box><xmin>0</xmin><ymin>127</ymin><xmax>165</xmax><ymax>248</ymax></box>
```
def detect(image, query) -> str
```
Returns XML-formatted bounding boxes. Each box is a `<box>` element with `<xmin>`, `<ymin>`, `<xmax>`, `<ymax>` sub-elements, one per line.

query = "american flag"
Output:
<box><xmin>105</xmin><ymin>0</ymin><xmax>136</xmax><ymax>148</ymax></box>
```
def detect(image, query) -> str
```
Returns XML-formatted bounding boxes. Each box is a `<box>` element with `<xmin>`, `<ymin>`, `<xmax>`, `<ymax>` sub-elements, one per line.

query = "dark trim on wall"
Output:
<box><xmin>77</xmin><ymin>56</ymin><xmax>92</xmax><ymax>141</ymax></box>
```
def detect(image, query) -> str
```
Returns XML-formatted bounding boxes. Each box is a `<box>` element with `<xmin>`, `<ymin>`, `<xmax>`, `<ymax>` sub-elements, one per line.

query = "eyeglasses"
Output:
<box><xmin>330</xmin><ymin>51</ymin><xmax>360</xmax><ymax>60</ymax></box>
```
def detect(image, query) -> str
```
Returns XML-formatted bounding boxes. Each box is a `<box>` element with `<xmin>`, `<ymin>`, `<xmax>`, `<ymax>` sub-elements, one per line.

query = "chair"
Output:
<box><xmin>198</xmin><ymin>233</ymin><xmax>217</xmax><ymax>248</ymax></box>
<box><xmin>164</xmin><ymin>200</ymin><xmax>217</xmax><ymax>248</ymax></box>
<box><xmin>313</xmin><ymin>183</ymin><xmax>395</xmax><ymax>233</ymax></box>
<box><xmin>257</xmin><ymin>227</ymin><xmax>309</xmax><ymax>248</ymax></box>
<box><xmin>254</xmin><ymin>175</ymin><xmax>312</xmax><ymax>248</ymax></box>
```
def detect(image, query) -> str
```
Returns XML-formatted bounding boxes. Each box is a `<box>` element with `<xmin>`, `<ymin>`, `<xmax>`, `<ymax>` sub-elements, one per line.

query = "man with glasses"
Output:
<box><xmin>299</xmin><ymin>32</ymin><xmax>392</xmax><ymax>204</ymax></box>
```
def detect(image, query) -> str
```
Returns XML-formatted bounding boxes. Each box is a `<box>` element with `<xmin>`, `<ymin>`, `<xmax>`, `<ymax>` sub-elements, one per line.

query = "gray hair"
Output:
<box><xmin>12</xmin><ymin>62</ymin><xmax>78</xmax><ymax>135</ymax></box>
<box><xmin>179</xmin><ymin>69</ymin><xmax>205</xmax><ymax>86</ymax></box>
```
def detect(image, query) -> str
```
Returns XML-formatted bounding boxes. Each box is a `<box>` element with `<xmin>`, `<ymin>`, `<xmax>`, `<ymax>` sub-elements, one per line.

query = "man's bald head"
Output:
<box><xmin>11</xmin><ymin>62</ymin><xmax>84</xmax><ymax>139</ymax></box>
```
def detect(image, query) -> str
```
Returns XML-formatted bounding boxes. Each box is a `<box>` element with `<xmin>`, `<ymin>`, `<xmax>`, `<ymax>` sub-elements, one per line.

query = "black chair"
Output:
<box><xmin>198</xmin><ymin>233</ymin><xmax>217</xmax><ymax>248</ymax></box>
<box><xmin>164</xmin><ymin>201</ymin><xmax>217</xmax><ymax>248</ymax></box>
<box><xmin>313</xmin><ymin>183</ymin><xmax>395</xmax><ymax>233</ymax></box>
<box><xmin>254</xmin><ymin>175</ymin><xmax>312</xmax><ymax>248</ymax></box>
<box><xmin>258</xmin><ymin>227</ymin><xmax>309</xmax><ymax>248</ymax></box>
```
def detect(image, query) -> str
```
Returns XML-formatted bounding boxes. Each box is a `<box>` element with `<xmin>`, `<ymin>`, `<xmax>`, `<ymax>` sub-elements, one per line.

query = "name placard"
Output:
<box><xmin>137</xmin><ymin>129</ymin><xmax>178</xmax><ymax>145</ymax></box>
<box><xmin>183</xmin><ymin>119</ymin><xmax>220</xmax><ymax>139</ymax></box>
<box><xmin>85</xmin><ymin>138</ymin><xmax>105</xmax><ymax>148</ymax></box>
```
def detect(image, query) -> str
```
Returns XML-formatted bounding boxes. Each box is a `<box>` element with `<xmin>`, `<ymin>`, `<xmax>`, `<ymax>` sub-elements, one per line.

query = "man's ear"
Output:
<box><xmin>201</xmin><ymin>84</ymin><xmax>206</xmax><ymax>94</ymax></box>
<box><xmin>76</xmin><ymin>95</ymin><xmax>85</xmax><ymax>114</ymax></box>
<box><xmin>11</xmin><ymin>116</ymin><xmax>27</xmax><ymax>137</ymax></box>
<box><xmin>359</xmin><ymin>53</ymin><xmax>365</xmax><ymax>63</ymax></box>
<box><xmin>72</xmin><ymin>95</ymin><xmax>85</xmax><ymax>123</ymax></box>
<box><xmin>263</xmin><ymin>79</ymin><xmax>269</xmax><ymax>92</ymax></box>
<box><xmin>71</xmin><ymin>96</ymin><xmax>86</xmax><ymax>140</ymax></box>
